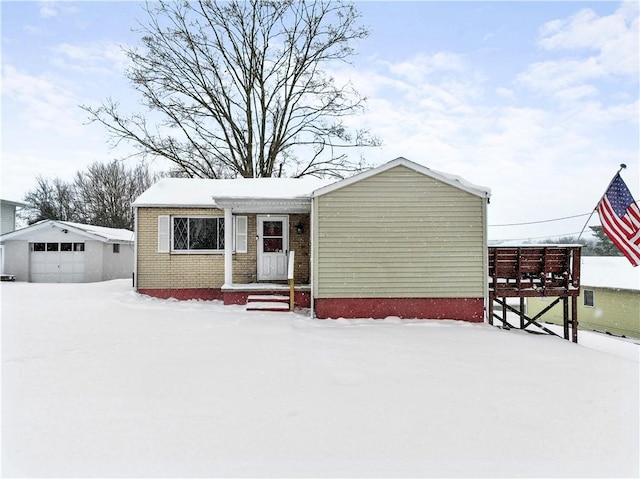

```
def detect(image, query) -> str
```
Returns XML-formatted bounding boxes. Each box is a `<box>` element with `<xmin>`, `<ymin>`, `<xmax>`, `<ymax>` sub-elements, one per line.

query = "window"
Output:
<box><xmin>113</xmin><ymin>244</ymin><xmax>120</xmax><ymax>254</ymax></box>
<box><xmin>32</xmin><ymin>243</ymin><xmax>45</xmax><ymax>251</ymax></box>
<box><xmin>46</xmin><ymin>243</ymin><xmax>59</xmax><ymax>252</ymax></box>
<box><xmin>583</xmin><ymin>290</ymin><xmax>595</xmax><ymax>308</ymax></box>
<box><xmin>61</xmin><ymin>243</ymin><xmax>73</xmax><ymax>252</ymax></box>
<box><xmin>172</xmin><ymin>217</ymin><xmax>224</xmax><ymax>251</ymax></box>
<box><xmin>74</xmin><ymin>243</ymin><xmax>85</xmax><ymax>252</ymax></box>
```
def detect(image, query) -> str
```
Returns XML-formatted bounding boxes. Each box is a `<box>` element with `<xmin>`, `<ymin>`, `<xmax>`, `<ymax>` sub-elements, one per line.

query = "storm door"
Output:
<box><xmin>257</xmin><ymin>216</ymin><xmax>289</xmax><ymax>281</ymax></box>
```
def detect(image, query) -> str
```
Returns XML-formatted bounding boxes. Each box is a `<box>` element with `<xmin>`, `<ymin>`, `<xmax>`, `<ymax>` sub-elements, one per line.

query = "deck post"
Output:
<box><xmin>571</xmin><ymin>296</ymin><xmax>578</xmax><ymax>343</ymax></box>
<box><xmin>563</xmin><ymin>297</ymin><xmax>569</xmax><ymax>340</ymax></box>
<box><xmin>224</xmin><ymin>208</ymin><xmax>233</xmax><ymax>286</ymax></box>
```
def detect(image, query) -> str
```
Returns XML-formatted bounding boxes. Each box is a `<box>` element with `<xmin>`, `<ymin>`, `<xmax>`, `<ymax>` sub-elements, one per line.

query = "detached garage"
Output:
<box><xmin>0</xmin><ymin>220</ymin><xmax>134</xmax><ymax>283</ymax></box>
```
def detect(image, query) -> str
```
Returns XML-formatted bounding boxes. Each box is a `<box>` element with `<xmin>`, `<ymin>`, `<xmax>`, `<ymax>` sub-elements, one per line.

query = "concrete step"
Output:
<box><xmin>246</xmin><ymin>301</ymin><xmax>291</xmax><ymax>312</ymax></box>
<box><xmin>247</xmin><ymin>294</ymin><xmax>290</xmax><ymax>303</ymax></box>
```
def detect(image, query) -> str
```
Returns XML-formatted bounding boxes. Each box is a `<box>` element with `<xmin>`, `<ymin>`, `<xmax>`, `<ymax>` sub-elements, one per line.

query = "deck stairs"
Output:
<box><xmin>245</xmin><ymin>294</ymin><xmax>291</xmax><ymax>312</ymax></box>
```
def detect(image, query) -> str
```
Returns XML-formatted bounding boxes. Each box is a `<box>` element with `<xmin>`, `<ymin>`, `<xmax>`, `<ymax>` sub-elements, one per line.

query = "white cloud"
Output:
<box><xmin>51</xmin><ymin>42</ymin><xmax>131</xmax><ymax>75</ymax></box>
<box><xmin>386</xmin><ymin>52</ymin><xmax>466</xmax><ymax>83</ymax></box>
<box><xmin>519</xmin><ymin>2</ymin><xmax>639</xmax><ymax>99</ymax></box>
<box><xmin>37</xmin><ymin>1</ymin><xmax>79</xmax><ymax>19</ymax></box>
<box><xmin>1</xmin><ymin>65</ymin><xmax>83</xmax><ymax>135</ymax></box>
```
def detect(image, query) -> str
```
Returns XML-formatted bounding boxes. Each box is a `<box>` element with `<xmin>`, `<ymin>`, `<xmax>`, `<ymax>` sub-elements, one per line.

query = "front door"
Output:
<box><xmin>257</xmin><ymin>216</ymin><xmax>289</xmax><ymax>281</ymax></box>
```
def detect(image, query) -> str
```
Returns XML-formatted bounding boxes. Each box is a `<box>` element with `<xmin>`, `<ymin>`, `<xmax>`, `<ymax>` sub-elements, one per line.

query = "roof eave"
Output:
<box><xmin>313</xmin><ymin>157</ymin><xmax>491</xmax><ymax>199</ymax></box>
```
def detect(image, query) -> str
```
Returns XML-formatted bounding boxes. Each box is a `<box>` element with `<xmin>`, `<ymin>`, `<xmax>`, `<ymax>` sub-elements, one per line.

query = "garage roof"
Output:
<box><xmin>0</xmin><ymin>220</ymin><xmax>134</xmax><ymax>243</ymax></box>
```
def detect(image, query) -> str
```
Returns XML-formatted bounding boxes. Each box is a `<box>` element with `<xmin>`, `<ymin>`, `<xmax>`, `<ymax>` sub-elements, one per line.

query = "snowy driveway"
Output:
<box><xmin>2</xmin><ymin>280</ymin><xmax>638</xmax><ymax>477</ymax></box>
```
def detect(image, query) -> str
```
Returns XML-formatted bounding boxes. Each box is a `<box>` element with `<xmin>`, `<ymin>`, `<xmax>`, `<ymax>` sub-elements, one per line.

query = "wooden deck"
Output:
<box><xmin>488</xmin><ymin>245</ymin><xmax>582</xmax><ymax>342</ymax></box>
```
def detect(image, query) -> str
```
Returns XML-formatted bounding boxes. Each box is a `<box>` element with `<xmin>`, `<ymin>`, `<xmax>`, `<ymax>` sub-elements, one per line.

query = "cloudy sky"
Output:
<box><xmin>2</xmin><ymin>1</ymin><xmax>638</xmax><ymax>241</ymax></box>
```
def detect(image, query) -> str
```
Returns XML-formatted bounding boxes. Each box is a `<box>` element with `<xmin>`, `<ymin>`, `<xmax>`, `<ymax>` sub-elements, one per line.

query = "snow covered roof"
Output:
<box><xmin>0</xmin><ymin>220</ymin><xmax>134</xmax><ymax>243</ymax></box>
<box><xmin>581</xmin><ymin>256</ymin><xmax>639</xmax><ymax>291</ymax></box>
<box><xmin>133</xmin><ymin>177</ymin><xmax>334</xmax><ymax>208</ymax></box>
<box><xmin>58</xmin><ymin>222</ymin><xmax>134</xmax><ymax>243</ymax></box>
<box><xmin>313</xmin><ymin>157</ymin><xmax>492</xmax><ymax>199</ymax></box>
<box><xmin>1</xmin><ymin>199</ymin><xmax>27</xmax><ymax>207</ymax></box>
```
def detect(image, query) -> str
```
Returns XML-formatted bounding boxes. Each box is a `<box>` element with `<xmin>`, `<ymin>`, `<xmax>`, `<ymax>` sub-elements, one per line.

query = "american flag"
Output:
<box><xmin>596</xmin><ymin>174</ymin><xmax>640</xmax><ymax>267</ymax></box>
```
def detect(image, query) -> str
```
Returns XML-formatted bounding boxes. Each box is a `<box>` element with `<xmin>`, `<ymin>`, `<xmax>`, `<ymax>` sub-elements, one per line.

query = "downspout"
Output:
<box><xmin>310</xmin><ymin>196</ymin><xmax>316</xmax><ymax>319</ymax></box>
<box><xmin>133</xmin><ymin>206</ymin><xmax>138</xmax><ymax>289</ymax></box>
<box><xmin>483</xmin><ymin>195</ymin><xmax>490</xmax><ymax>321</ymax></box>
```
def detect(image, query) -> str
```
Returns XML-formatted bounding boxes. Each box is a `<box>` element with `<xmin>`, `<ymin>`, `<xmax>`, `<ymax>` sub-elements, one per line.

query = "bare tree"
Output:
<box><xmin>74</xmin><ymin>161</ymin><xmax>158</xmax><ymax>229</ymax></box>
<box><xmin>82</xmin><ymin>0</ymin><xmax>379</xmax><ymax>179</ymax></box>
<box><xmin>22</xmin><ymin>161</ymin><xmax>158</xmax><ymax>230</ymax></box>
<box><xmin>22</xmin><ymin>177</ymin><xmax>79</xmax><ymax>225</ymax></box>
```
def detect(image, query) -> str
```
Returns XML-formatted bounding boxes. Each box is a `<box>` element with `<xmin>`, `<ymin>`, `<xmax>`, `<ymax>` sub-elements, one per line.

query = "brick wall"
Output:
<box><xmin>289</xmin><ymin>213</ymin><xmax>311</xmax><ymax>284</ymax></box>
<box><xmin>137</xmin><ymin>207</ymin><xmax>225</xmax><ymax>289</ymax></box>
<box><xmin>137</xmin><ymin>209</ymin><xmax>311</xmax><ymax>289</ymax></box>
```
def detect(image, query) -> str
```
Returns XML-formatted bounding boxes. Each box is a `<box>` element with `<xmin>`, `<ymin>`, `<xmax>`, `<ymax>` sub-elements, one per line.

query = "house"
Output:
<box><xmin>1</xmin><ymin>199</ymin><xmax>25</xmax><ymax>235</ymax></box>
<box><xmin>1</xmin><ymin>199</ymin><xmax>26</xmax><ymax>278</ymax></box>
<box><xmin>0</xmin><ymin>220</ymin><xmax>134</xmax><ymax>283</ymax></box>
<box><xmin>527</xmin><ymin>256</ymin><xmax>640</xmax><ymax>338</ymax></box>
<box><xmin>132</xmin><ymin>157</ymin><xmax>491</xmax><ymax>320</ymax></box>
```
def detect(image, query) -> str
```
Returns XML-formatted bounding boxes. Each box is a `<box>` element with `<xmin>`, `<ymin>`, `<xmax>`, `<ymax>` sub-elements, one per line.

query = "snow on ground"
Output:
<box><xmin>2</xmin><ymin>280</ymin><xmax>638</xmax><ymax>478</ymax></box>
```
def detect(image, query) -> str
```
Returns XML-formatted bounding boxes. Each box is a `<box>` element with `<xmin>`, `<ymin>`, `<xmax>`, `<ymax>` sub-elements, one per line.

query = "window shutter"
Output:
<box><xmin>158</xmin><ymin>215</ymin><xmax>170</xmax><ymax>253</ymax></box>
<box><xmin>235</xmin><ymin>216</ymin><xmax>248</xmax><ymax>253</ymax></box>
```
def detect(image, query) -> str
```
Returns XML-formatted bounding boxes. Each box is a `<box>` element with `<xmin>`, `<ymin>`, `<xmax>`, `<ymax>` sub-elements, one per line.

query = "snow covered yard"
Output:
<box><xmin>2</xmin><ymin>280</ymin><xmax>638</xmax><ymax>478</ymax></box>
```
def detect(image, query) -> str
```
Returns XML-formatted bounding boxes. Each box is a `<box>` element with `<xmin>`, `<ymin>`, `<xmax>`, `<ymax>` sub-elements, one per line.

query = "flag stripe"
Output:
<box><xmin>597</xmin><ymin>200</ymin><xmax>640</xmax><ymax>264</ymax></box>
<box><xmin>596</xmin><ymin>175</ymin><xmax>640</xmax><ymax>267</ymax></box>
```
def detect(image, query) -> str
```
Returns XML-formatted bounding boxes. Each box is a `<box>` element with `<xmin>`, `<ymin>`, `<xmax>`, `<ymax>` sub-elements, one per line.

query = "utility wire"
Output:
<box><xmin>489</xmin><ymin>212</ymin><xmax>591</xmax><ymax>227</ymax></box>
<box><xmin>490</xmin><ymin>231</ymin><xmax>588</xmax><ymax>243</ymax></box>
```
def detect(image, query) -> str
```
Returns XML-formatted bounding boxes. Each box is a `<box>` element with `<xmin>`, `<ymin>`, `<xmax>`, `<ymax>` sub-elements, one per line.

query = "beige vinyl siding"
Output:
<box><xmin>528</xmin><ymin>287</ymin><xmax>640</xmax><ymax>339</ymax></box>
<box><xmin>314</xmin><ymin>165</ymin><xmax>486</xmax><ymax>298</ymax></box>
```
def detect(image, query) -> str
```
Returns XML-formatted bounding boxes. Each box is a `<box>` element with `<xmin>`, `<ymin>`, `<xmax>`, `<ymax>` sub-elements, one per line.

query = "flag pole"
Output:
<box><xmin>577</xmin><ymin>163</ymin><xmax>627</xmax><ymax>240</ymax></box>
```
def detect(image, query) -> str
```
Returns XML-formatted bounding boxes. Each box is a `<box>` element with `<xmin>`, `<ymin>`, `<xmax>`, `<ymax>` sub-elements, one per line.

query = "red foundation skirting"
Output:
<box><xmin>314</xmin><ymin>297</ymin><xmax>485</xmax><ymax>322</ymax></box>
<box><xmin>137</xmin><ymin>288</ymin><xmax>223</xmax><ymax>301</ymax></box>
<box><xmin>223</xmin><ymin>290</ymin><xmax>311</xmax><ymax>308</ymax></box>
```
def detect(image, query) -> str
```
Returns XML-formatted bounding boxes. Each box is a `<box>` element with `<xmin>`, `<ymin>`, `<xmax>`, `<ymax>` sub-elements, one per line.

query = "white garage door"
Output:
<box><xmin>30</xmin><ymin>242</ymin><xmax>85</xmax><ymax>283</ymax></box>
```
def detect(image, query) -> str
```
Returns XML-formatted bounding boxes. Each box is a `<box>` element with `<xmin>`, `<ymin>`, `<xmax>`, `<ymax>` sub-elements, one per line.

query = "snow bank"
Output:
<box><xmin>2</xmin><ymin>280</ymin><xmax>638</xmax><ymax>477</ymax></box>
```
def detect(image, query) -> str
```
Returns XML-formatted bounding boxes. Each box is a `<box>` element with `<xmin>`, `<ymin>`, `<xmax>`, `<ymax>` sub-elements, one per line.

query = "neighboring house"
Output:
<box><xmin>528</xmin><ymin>256</ymin><xmax>640</xmax><ymax>338</ymax></box>
<box><xmin>0</xmin><ymin>220</ymin><xmax>134</xmax><ymax>283</ymax></box>
<box><xmin>1</xmin><ymin>199</ymin><xmax>25</xmax><ymax>235</ymax></box>
<box><xmin>133</xmin><ymin>157</ymin><xmax>491</xmax><ymax>320</ymax></box>
<box><xmin>0</xmin><ymin>199</ymin><xmax>26</xmax><ymax>277</ymax></box>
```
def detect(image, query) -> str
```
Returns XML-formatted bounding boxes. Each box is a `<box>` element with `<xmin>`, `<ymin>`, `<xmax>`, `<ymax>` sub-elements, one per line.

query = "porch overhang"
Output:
<box><xmin>214</xmin><ymin>198</ymin><xmax>312</xmax><ymax>214</ymax></box>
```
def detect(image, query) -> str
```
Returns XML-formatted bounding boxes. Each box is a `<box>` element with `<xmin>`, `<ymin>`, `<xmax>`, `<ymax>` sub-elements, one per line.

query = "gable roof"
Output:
<box><xmin>313</xmin><ymin>157</ymin><xmax>491</xmax><ymax>199</ymax></box>
<box><xmin>132</xmin><ymin>158</ymin><xmax>491</xmax><ymax>208</ymax></box>
<box><xmin>132</xmin><ymin>177</ymin><xmax>333</xmax><ymax>208</ymax></box>
<box><xmin>0</xmin><ymin>220</ymin><xmax>134</xmax><ymax>243</ymax></box>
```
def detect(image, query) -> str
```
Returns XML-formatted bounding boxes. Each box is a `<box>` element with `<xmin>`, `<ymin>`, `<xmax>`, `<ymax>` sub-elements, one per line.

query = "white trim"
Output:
<box><xmin>583</xmin><ymin>289</ymin><xmax>595</xmax><ymax>308</ymax></box>
<box><xmin>1</xmin><ymin>220</ymin><xmax>133</xmax><ymax>243</ymax></box>
<box><xmin>224</xmin><ymin>209</ymin><xmax>233</xmax><ymax>286</ymax></box>
<box><xmin>257</xmin><ymin>215</ymin><xmax>289</xmax><ymax>281</ymax></box>
<box><xmin>133</xmin><ymin>208</ymin><xmax>138</xmax><ymax>287</ymax></box>
<box><xmin>170</xmin><ymin>215</ymin><xmax>225</xmax><ymax>253</ymax></box>
<box><xmin>312</xmin><ymin>157</ymin><xmax>492</xmax><ymax>199</ymax></box>
<box><xmin>310</xmin><ymin>198</ymin><xmax>316</xmax><ymax>318</ymax></box>
<box><xmin>215</xmin><ymin>199</ymin><xmax>311</xmax><ymax>214</ymax></box>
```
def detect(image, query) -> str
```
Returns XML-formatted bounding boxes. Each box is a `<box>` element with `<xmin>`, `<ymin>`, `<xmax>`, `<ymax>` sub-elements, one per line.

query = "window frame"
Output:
<box><xmin>583</xmin><ymin>289</ymin><xmax>595</xmax><ymax>308</ymax></box>
<box><xmin>171</xmin><ymin>215</ymin><xmax>225</xmax><ymax>253</ymax></box>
